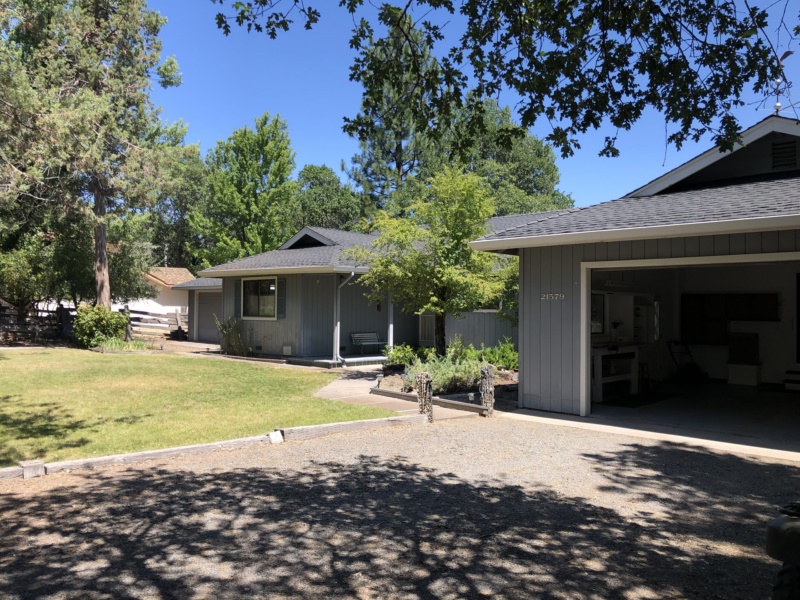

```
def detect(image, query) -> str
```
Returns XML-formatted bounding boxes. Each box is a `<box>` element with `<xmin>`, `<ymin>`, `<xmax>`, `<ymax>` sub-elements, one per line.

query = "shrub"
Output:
<box><xmin>73</xmin><ymin>305</ymin><xmax>129</xmax><ymax>348</ymax></box>
<box><xmin>215</xmin><ymin>316</ymin><xmax>251</xmax><ymax>356</ymax></box>
<box><xmin>404</xmin><ymin>355</ymin><xmax>483</xmax><ymax>395</ymax></box>
<box><xmin>415</xmin><ymin>345</ymin><xmax>438</xmax><ymax>362</ymax></box>
<box><xmin>481</xmin><ymin>337</ymin><xmax>519</xmax><ymax>370</ymax></box>
<box><xmin>383</xmin><ymin>343</ymin><xmax>418</xmax><ymax>366</ymax></box>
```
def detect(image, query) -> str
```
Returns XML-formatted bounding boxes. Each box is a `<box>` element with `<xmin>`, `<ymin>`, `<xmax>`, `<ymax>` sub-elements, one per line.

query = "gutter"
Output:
<box><xmin>469</xmin><ymin>214</ymin><xmax>800</xmax><ymax>252</ymax></box>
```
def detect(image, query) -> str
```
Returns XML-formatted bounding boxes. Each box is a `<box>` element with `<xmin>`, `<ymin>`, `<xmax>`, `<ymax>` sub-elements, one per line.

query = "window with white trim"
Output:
<box><xmin>242</xmin><ymin>277</ymin><xmax>277</xmax><ymax>319</ymax></box>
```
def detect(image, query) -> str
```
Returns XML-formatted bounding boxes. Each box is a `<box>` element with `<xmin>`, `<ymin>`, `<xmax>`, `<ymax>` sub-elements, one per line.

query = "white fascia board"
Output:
<box><xmin>279</xmin><ymin>228</ymin><xmax>335</xmax><ymax>250</ymax></box>
<box><xmin>173</xmin><ymin>285</ymin><xmax>222</xmax><ymax>291</ymax></box>
<box><xmin>198</xmin><ymin>265</ymin><xmax>370</xmax><ymax>278</ymax></box>
<box><xmin>469</xmin><ymin>214</ymin><xmax>800</xmax><ymax>252</ymax></box>
<box><xmin>628</xmin><ymin>117</ymin><xmax>800</xmax><ymax>197</ymax></box>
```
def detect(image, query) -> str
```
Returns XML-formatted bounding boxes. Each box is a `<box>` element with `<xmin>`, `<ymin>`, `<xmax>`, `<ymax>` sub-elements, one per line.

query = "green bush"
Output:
<box><xmin>73</xmin><ymin>305</ymin><xmax>128</xmax><ymax>348</ymax></box>
<box><xmin>442</xmin><ymin>335</ymin><xmax>518</xmax><ymax>370</ymax></box>
<box><xmin>215</xmin><ymin>316</ymin><xmax>251</xmax><ymax>357</ymax></box>
<box><xmin>404</xmin><ymin>355</ymin><xmax>483</xmax><ymax>395</ymax></box>
<box><xmin>481</xmin><ymin>337</ymin><xmax>519</xmax><ymax>370</ymax></box>
<box><xmin>383</xmin><ymin>343</ymin><xmax>418</xmax><ymax>366</ymax></box>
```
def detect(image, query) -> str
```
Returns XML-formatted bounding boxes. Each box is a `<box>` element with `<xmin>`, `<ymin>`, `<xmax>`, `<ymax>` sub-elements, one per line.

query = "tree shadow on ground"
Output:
<box><xmin>583</xmin><ymin>441</ymin><xmax>799</xmax><ymax>556</ymax></box>
<box><xmin>0</xmin><ymin>446</ymin><xmax>792</xmax><ymax>599</ymax></box>
<box><xmin>0</xmin><ymin>395</ymin><xmax>149</xmax><ymax>466</ymax></box>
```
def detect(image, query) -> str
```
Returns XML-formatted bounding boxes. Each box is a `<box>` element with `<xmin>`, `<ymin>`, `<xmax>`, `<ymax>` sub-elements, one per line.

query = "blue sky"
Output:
<box><xmin>148</xmin><ymin>1</ymin><xmax>796</xmax><ymax>208</ymax></box>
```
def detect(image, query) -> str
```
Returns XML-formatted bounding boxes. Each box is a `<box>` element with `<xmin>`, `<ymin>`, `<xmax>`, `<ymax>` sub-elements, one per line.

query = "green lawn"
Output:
<box><xmin>0</xmin><ymin>349</ymin><xmax>394</xmax><ymax>466</ymax></box>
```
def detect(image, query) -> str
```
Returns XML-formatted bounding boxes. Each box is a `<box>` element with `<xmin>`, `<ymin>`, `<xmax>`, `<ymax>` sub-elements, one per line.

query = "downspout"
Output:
<box><xmin>333</xmin><ymin>272</ymin><xmax>354</xmax><ymax>365</ymax></box>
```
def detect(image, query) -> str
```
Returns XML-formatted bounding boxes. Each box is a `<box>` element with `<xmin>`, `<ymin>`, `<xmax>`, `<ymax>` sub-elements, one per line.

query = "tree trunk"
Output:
<box><xmin>434</xmin><ymin>312</ymin><xmax>446</xmax><ymax>356</ymax></box>
<box><xmin>93</xmin><ymin>190</ymin><xmax>111</xmax><ymax>308</ymax></box>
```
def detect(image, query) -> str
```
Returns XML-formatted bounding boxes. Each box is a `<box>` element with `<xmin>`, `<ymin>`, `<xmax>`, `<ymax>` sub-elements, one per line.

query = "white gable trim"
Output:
<box><xmin>627</xmin><ymin>116</ymin><xmax>800</xmax><ymax>197</ymax></box>
<box><xmin>279</xmin><ymin>227</ymin><xmax>336</xmax><ymax>250</ymax></box>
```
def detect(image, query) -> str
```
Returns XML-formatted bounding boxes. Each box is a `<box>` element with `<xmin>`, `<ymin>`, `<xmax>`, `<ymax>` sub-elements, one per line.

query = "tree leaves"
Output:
<box><xmin>214</xmin><ymin>0</ymin><xmax>795</xmax><ymax>157</ymax></box>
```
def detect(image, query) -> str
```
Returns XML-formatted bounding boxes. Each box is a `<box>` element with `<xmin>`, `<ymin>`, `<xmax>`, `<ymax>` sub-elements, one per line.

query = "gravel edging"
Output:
<box><xmin>7</xmin><ymin>414</ymin><xmax>425</xmax><ymax>480</ymax></box>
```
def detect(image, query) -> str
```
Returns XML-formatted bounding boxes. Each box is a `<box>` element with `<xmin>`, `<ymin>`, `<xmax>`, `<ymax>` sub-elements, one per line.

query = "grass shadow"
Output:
<box><xmin>0</xmin><ymin>395</ymin><xmax>148</xmax><ymax>466</ymax></box>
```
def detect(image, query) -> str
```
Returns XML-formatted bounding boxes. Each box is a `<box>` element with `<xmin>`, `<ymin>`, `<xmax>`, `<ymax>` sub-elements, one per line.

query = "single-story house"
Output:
<box><xmin>197</xmin><ymin>225</ymin><xmax>516</xmax><ymax>365</ymax></box>
<box><xmin>470</xmin><ymin>115</ymin><xmax>800</xmax><ymax>418</ymax></box>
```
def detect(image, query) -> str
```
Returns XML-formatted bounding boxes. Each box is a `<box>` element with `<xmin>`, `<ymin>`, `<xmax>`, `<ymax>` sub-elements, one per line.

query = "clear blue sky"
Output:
<box><xmin>148</xmin><ymin>1</ymin><xmax>795</xmax><ymax>208</ymax></box>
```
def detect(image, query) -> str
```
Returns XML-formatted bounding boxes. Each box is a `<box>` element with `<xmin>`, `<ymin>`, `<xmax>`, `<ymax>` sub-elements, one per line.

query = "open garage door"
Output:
<box><xmin>582</xmin><ymin>256</ymin><xmax>800</xmax><ymax>453</ymax></box>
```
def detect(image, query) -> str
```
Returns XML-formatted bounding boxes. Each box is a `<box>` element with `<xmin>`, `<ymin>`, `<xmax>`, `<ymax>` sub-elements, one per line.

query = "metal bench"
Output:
<box><xmin>350</xmin><ymin>332</ymin><xmax>386</xmax><ymax>354</ymax></box>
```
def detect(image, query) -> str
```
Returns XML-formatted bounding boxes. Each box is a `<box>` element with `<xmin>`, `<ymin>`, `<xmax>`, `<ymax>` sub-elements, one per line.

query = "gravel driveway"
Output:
<box><xmin>1</xmin><ymin>416</ymin><xmax>797</xmax><ymax>599</ymax></box>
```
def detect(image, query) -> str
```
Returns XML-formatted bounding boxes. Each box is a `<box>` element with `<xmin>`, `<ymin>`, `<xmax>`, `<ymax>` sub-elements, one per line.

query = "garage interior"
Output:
<box><xmin>588</xmin><ymin>259</ymin><xmax>800</xmax><ymax>452</ymax></box>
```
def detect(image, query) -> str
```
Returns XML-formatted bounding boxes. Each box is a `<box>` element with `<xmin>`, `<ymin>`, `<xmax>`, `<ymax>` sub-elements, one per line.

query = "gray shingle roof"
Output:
<box><xmin>476</xmin><ymin>175</ymin><xmax>800</xmax><ymax>243</ymax></box>
<box><xmin>486</xmin><ymin>210</ymin><xmax>578</xmax><ymax>236</ymax></box>
<box><xmin>172</xmin><ymin>277</ymin><xmax>222</xmax><ymax>290</ymax></box>
<box><xmin>203</xmin><ymin>230</ymin><xmax>377</xmax><ymax>275</ymax></box>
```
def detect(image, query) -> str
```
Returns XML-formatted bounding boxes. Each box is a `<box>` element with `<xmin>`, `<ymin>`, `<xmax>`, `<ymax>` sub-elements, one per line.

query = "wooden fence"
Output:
<box><xmin>0</xmin><ymin>305</ymin><xmax>188</xmax><ymax>342</ymax></box>
<box><xmin>0</xmin><ymin>306</ymin><xmax>75</xmax><ymax>341</ymax></box>
<box><xmin>127</xmin><ymin>308</ymin><xmax>189</xmax><ymax>339</ymax></box>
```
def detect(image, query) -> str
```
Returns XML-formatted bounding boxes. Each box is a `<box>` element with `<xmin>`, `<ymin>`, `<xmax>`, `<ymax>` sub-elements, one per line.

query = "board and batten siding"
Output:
<box><xmin>222</xmin><ymin>275</ymin><xmax>304</xmax><ymax>356</ymax></box>
<box><xmin>446</xmin><ymin>312</ymin><xmax>517</xmax><ymax>348</ymax></box>
<box><xmin>302</xmin><ymin>274</ymin><xmax>335</xmax><ymax>356</ymax></box>
<box><xmin>519</xmin><ymin>229</ymin><xmax>800</xmax><ymax>415</ymax></box>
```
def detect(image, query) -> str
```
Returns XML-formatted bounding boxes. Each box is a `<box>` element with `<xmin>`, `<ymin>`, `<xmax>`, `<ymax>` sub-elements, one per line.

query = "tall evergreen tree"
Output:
<box><xmin>0</xmin><ymin>0</ymin><xmax>181</xmax><ymax>307</ymax></box>
<box><xmin>346</xmin><ymin>12</ymin><xmax>441</xmax><ymax>213</ymax></box>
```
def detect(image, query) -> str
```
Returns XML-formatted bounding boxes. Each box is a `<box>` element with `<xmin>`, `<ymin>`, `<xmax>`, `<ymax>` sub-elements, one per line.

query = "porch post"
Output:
<box><xmin>387</xmin><ymin>292</ymin><xmax>394</xmax><ymax>348</ymax></box>
<box><xmin>333</xmin><ymin>276</ymin><xmax>340</xmax><ymax>363</ymax></box>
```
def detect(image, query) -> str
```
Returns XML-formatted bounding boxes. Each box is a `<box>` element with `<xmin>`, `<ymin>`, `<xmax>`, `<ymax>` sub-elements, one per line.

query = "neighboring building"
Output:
<box><xmin>112</xmin><ymin>267</ymin><xmax>194</xmax><ymax>314</ymax></box>
<box><xmin>471</xmin><ymin>115</ymin><xmax>800</xmax><ymax>416</ymax></box>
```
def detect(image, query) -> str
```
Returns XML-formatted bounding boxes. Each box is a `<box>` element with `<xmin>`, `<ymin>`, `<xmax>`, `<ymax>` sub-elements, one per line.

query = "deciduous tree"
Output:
<box><xmin>188</xmin><ymin>112</ymin><xmax>297</xmax><ymax>268</ymax></box>
<box><xmin>214</xmin><ymin>0</ymin><xmax>796</xmax><ymax>156</ymax></box>
<box><xmin>350</xmin><ymin>167</ymin><xmax>504</xmax><ymax>355</ymax></box>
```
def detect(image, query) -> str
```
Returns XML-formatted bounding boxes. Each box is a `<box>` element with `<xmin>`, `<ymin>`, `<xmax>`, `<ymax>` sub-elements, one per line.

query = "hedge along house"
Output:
<box><xmin>471</xmin><ymin>116</ymin><xmax>800</xmax><ymax>432</ymax></box>
<box><xmin>199</xmin><ymin>227</ymin><xmax>419</xmax><ymax>366</ymax></box>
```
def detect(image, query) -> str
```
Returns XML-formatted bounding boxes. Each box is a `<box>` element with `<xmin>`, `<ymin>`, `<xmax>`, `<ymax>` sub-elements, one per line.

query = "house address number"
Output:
<box><xmin>541</xmin><ymin>293</ymin><xmax>565</xmax><ymax>300</ymax></box>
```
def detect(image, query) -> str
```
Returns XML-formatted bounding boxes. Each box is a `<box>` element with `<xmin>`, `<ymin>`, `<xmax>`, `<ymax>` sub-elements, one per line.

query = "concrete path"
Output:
<box><xmin>315</xmin><ymin>368</ymin><xmax>476</xmax><ymax>421</ymax></box>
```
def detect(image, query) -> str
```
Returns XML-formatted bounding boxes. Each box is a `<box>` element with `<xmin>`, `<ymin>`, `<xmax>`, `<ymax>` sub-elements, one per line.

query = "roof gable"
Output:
<box><xmin>628</xmin><ymin>115</ymin><xmax>800</xmax><ymax>197</ymax></box>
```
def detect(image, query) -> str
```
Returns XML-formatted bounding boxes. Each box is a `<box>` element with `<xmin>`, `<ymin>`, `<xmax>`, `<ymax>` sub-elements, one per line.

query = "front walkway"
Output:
<box><xmin>315</xmin><ymin>368</ymin><xmax>476</xmax><ymax>421</ymax></box>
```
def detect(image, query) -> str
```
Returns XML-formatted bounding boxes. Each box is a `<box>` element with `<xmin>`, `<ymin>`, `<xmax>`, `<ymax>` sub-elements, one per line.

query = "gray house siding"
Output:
<box><xmin>222</xmin><ymin>275</ymin><xmax>304</xmax><ymax>356</ymax></box>
<box><xmin>187</xmin><ymin>290</ymin><xmax>195</xmax><ymax>339</ymax></box>
<box><xmin>446</xmin><ymin>312</ymin><xmax>517</xmax><ymax>348</ymax></box>
<box><xmin>302</xmin><ymin>274</ymin><xmax>334</xmax><ymax>356</ymax></box>
<box><xmin>219</xmin><ymin>274</ymin><xmax>419</xmax><ymax>358</ymax></box>
<box><xmin>519</xmin><ymin>229</ymin><xmax>800</xmax><ymax>415</ymax></box>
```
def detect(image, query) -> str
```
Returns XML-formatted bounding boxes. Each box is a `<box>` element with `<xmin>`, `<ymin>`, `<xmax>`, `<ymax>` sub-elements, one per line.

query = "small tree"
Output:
<box><xmin>0</xmin><ymin>233</ymin><xmax>56</xmax><ymax>319</ymax></box>
<box><xmin>350</xmin><ymin>167</ymin><xmax>504</xmax><ymax>355</ymax></box>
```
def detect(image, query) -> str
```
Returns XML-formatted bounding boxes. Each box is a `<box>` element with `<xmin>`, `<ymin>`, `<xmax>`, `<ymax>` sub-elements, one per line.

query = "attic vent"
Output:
<box><xmin>772</xmin><ymin>141</ymin><xmax>797</xmax><ymax>169</ymax></box>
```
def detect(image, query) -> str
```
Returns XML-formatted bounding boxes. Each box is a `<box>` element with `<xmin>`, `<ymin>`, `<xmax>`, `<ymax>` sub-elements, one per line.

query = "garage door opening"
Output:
<box><xmin>583</xmin><ymin>258</ymin><xmax>800</xmax><ymax>453</ymax></box>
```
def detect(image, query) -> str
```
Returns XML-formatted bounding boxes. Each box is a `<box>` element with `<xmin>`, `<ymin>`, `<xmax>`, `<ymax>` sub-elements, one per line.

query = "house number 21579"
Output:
<box><xmin>541</xmin><ymin>293</ymin><xmax>565</xmax><ymax>300</ymax></box>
